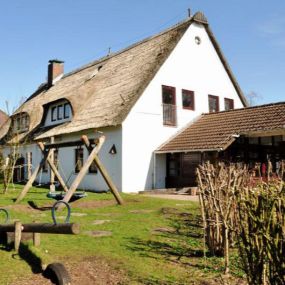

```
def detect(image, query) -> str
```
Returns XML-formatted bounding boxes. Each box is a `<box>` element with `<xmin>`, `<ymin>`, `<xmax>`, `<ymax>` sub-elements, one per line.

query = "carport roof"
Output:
<box><xmin>156</xmin><ymin>102</ymin><xmax>285</xmax><ymax>153</ymax></box>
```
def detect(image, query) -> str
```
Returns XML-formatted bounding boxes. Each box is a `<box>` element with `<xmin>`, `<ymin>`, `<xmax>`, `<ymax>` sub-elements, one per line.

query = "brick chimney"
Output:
<box><xmin>48</xmin><ymin>59</ymin><xmax>64</xmax><ymax>86</ymax></box>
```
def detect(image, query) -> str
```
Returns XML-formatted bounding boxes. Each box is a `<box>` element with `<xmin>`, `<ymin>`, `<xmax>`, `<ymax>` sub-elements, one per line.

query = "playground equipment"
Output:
<box><xmin>0</xmin><ymin>201</ymin><xmax>79</xmax><ymax>285</ymax></box>
<box><xmin>15</xmin><ymin>134</ymin><xmax>124</xmax><ymax>206</ymax></box>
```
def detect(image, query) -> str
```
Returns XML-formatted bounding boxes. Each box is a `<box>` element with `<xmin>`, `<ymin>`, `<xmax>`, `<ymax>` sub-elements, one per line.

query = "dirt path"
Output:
<box><xmin>142</xmin><ymin>193</ymin><xmax>199</xmax><ymax>202</ymax></box>
<box><xmin>9</xmin><ymin>257</ymin><xmax>128</xmax><ymax>285</ymax></box>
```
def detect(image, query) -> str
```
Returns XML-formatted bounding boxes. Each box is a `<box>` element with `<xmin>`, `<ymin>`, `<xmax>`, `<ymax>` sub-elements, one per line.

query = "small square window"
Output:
<box><xmin>224</xmin><ymin>98</ymin><xmax>234</xmax><ymax>111</ymax></box>
<box><xmin>208</xmin><ymin>95</ymin><xmax>219</xmax><ymax>113</ymax></box>
<box><xmin>64</xmin><ymin>103</ymin><xmax>71</xmax><ymax>119</ymax></box>
<box><xmin>182</xmin><ymin>89</ymin><xmax>195</xmax><ymax>110</ymax></box>
<box><xmin>57</xmin><ymin>105</ymin><xmax>63</xmax><ymax>120</ymax></box>
<box><xmin>51</xmin><ymin>106</ymin><xmax>57</xmax><ymax>121</ymax></box>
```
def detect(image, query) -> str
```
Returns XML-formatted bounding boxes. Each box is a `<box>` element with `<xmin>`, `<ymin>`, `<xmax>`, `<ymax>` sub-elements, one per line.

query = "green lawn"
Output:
<box><xmin>0</xmin><ymin>184</ymin><xmax>243</xmax><ymax>284</ymax></box>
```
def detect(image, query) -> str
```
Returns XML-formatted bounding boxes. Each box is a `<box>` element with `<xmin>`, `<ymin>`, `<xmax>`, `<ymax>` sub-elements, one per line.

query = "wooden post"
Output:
<box><xmin>50</xmin><ymin>136</ymin><xmax>55</xmax><ymax>192</ymax></box>
<box><xmin>59</xmin><ymin>136</ymin><xmax>106</xmax><ymax>207</ymax></box>
<box><xmin>82</xmin><ymin>135</ymin><xmax>124</xmax><ymax>205</ymax></box>
<box><xmin>33</xmin><ymin>220</ymin><xmax>41</xmax><ymax>247</ymax></box>
<box><xmin>37</xmin><ymin>142</ymin><xmax>68</xmax><ymax>193</ymax></box>
<box><xmin>33</xmin><ymin>233</ymin><xmax>41</xmax><ymax>247</ymax></box>
<box><xmin>27</xmin><ymin>152</ymin><xmax>32</xmax><ymax>180</ymax></box>
<box><xmin>14</xmin><ymin>221</ymin><xmax>22</xmax><ymax>252</ymax></box>
<box><xmin>15</xmin><ymin>149</ymin><xmax>51</xmax><ymax>203</ymax></box>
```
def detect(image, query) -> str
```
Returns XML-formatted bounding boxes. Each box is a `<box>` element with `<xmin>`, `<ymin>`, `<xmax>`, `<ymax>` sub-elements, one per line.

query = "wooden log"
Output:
<box><xmin>0</xmin><ymin>223</ymin><xmax>80</xmax><ymax>235</ymax></box>
<box><xmin>82</xmin><ymin>135</ymin><xmax>124</xmax><ymax>205</ymax></box>
<box><xmin>38</xmin><ymin>142</ymin><xmax>69</xmax><ymax>193</ymax></box>
<box><xmin>60</xmin><ymin>136</ymin><xmax>105</xmax><ymax>207</ymax></box>
<box><xmin>15</xmin><ymin>149</ymin><xmax>52</xmax><ymax>203</ymax></box>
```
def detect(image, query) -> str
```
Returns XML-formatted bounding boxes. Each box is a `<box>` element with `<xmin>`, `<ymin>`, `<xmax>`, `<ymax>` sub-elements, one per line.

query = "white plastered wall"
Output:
<box><xmin>2</xmin><ymin>126</ymin><xmax>122</xmax><ymax>192</ymax></box>
<box><xmin>122</xmin><ymin>22</ymin><xmax>244</xmax><ymax>192</ymax></box>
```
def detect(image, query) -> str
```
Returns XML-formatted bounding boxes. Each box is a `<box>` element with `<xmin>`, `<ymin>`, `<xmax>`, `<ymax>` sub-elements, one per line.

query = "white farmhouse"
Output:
<box><xmin>0</xmin><ymin>12</ymin><xmax>247</xmax><ymax>192</ymax></box>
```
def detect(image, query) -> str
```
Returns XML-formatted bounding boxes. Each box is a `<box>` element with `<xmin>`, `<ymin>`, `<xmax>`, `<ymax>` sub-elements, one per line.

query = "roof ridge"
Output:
<box><xmin>202</xmin><ymin>101</ymin><xmax>285</xmax><ymax>117</ymax></box>
<box><xmin>63</xmin><ymin>17</ymin><xmax>193</xmax><ymax>79</ymax></box>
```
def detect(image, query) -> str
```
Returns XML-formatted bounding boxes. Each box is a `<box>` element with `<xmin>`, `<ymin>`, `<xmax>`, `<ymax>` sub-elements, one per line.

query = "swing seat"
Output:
<box><xmin>47</xmin><ymin>192</ymin><xmax>87</xmax><ymax>202</ymax></box>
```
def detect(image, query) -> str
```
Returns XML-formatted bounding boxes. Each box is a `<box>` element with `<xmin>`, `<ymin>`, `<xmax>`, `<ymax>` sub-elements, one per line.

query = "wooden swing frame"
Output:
<box><xmin>15</xmin><ymin>134</ymin><xmax>124</xmax><ymax>205</ymax></box>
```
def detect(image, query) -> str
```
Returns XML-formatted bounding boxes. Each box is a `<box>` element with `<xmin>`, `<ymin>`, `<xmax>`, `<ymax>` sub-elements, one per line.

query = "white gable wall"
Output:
<box><xmin>122</xmin><ymin>22</ymin><xmax>244</xmax><ymax>193</ymax></box>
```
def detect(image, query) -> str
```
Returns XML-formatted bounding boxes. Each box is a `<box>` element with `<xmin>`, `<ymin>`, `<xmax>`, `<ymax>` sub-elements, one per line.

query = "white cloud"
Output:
<box><xmin>258</xmin><ymin>17</ymin><xmax>285</xmax><ymax>37</ymax></box>
<box><xmin>257</xmin><ymin>17</ymin><xmax>285</xmax><ymax>48</ymax></box>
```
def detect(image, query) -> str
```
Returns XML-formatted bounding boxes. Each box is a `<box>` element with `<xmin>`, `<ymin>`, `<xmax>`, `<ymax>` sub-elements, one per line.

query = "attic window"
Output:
<box><xmin>12</xmin><ymin>113</ymin><xmax>29</xmax><ymax>133</ymax></box>
<box><xmin>224</xmin><ymin>98</ymin><xmax>234</xmax><ymax>111</ymax></box>
<box><xmin>48</xmin><ymin>101</ymin><xmax>72</xmax><ymax>125</ymax></box>
<box><xmin>208</xmin><ymin>95</ymin><xmax>219</xmax><ymax>113</ymax></box>
<box><xmin>195</xmin><ymin>36</ymin><xmax>201</xmax><ymax>45</ymax></box>
<box><xmin>182</xmin><ymin>89</ymin><xmax>195</xmax><ymax>110</ymax></box>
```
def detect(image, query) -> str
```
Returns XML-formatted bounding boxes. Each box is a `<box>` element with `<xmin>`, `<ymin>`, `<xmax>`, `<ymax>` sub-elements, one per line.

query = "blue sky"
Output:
<box><xmin>0</xmin><ymin>0</ymin><xmax>284</xmax><ymax>113</ymax></box>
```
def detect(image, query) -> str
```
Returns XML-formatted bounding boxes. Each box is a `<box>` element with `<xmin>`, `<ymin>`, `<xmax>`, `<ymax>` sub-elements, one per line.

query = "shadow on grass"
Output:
<box><xmin>0</xmin><ymin>235</ymin><xmax>42</xmax><ymax>274</ymax></box>
<box><xmin>27</xmin><ymin>201</ymin><xmax>52</xmax><ymax>211</ymax></box>
<box><xmin>0</xmin><ymin>239</ymin><xmax>54</xmax><ymax>283</ymax></box>
<box><xmin>16</xmin><ymin>243</ymin><xmax>43</xmax><ymax>274</ymax></box>
<box><xmin>126</xmin><ymin>207</ymin><xmax>210</xmax><ymax>262</ymax></box>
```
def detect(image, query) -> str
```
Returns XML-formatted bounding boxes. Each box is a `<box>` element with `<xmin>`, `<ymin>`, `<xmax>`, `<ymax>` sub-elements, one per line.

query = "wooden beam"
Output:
<box><xmin>44</xmin><ymin>140</ymin><xmax>95</xmax><ymax>149</ymax></box>
<box><xmin>82</xmin><ymin>135</ymin><xmax>124</xmax><ymax>205</ymax></box>
<box><xmin>0</xmin><ymin>223</ymin><xmax>80</xmax><ymax>235</ymax></box>
<box><xmin>37</xmin><ymin>142</ymin><xmax>69</xmax><ymax>193</ymax></box>
<box><xmin>15</xmin><ymin>149</ymin><xmax>52</xmax><ymax>203</ymax></box>
<box><xmin>59</xmin><ymin>136</ymin><xmax>106</xmax><ymax>207</ymax></box>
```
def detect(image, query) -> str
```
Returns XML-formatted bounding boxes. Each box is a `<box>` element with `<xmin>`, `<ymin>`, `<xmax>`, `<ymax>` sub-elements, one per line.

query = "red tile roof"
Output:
<box><xmin>156</xmin><ymin>102</ymin><xmax>285</xmax><ymax>153</ymax></box>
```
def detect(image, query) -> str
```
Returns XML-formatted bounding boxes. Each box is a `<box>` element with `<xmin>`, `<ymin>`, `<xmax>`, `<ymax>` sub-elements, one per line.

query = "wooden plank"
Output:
<box><xmin>59</xmin><ymin>136</ymin><xmax>105</xmax><ymax>207</ymax></box>
<box><xmin>38</xmin><ymin>142</ymin><xmax>69</xmax><ymax>193</ymax></box>
<box><xmin>0</xmin><ymin>223</ymin><xmax>80</xmax><ymax>235</ymax></box>
<box><xmin>15</xmin><ymin>149</ymin><xmax>52</xmax><ymax>203</ymax></box>
<box><xmin>82</xmin><ymin>135</ymin><xmax>124</xmax><ymax>205</ymax></box>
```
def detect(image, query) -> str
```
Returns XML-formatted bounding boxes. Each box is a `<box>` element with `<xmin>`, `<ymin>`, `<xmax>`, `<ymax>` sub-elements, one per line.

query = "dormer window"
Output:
<box><xmin>46</xmin><ymin>100</ymin><xmax>72</xmax><ymax>126</ymax></box>
<box><xmin>12</xmin><ymin>113</ymin><xmax>29</xmax><ymax>133</ymax></box>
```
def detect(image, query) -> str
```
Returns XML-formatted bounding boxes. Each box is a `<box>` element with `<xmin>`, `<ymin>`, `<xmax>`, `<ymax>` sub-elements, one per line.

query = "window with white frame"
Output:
<box><xmin>48</xmin><ymin>101</ymin><xmax>72</xmax><ymax>125</ymax></box>
<box><xmin>12</xmin><ymin>113</ymin><xmax>30</xmax><ymax>133</ymax></box>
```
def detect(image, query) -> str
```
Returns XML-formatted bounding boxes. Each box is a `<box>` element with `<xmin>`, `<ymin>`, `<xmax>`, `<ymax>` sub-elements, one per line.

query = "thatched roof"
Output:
<box><xmin>0</xmin><ymin>110</ymin><xmax>8</xmax><ymax>128</ymax></box>
<box><xmin>0</xmin><ymin>12</ymin><xmax>247</xmax><ymax>143</ymax></box>
<box><xmin>156</xmin><ymin>102</ymin><xmax>285</xmax><ymax>153</ymax></box>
